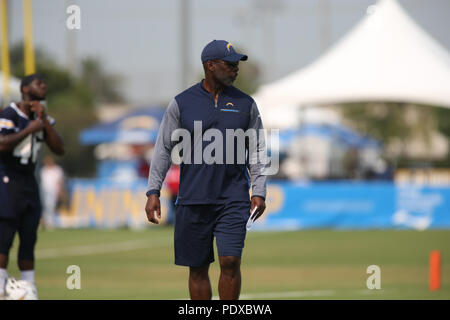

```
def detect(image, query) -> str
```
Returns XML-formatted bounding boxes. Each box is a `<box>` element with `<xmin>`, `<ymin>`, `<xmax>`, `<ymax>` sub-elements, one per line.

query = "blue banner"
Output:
<box><xmin>57</xmin><ymin>179</ymin><xmax>450</xmax><ymax>230</ymax></box>
<box><xmin>255</xmin><ymin>181</ymin><xmax>450</xmax><ymax>230</ymax></box>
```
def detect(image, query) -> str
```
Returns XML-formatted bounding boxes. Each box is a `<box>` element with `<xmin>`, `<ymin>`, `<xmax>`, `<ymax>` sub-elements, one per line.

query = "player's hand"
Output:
<box><xmin>29</xmin><ymin>101</ymin><xmax>46</xmax><ymax>120</ymax></box>
<box><xmin>145</xmin><ymin>194</ymin><xmax>161</xmax><ymax>224</ymax></box>
<box><xmin>27</xmin><ymin>119</ymin><xmax>44</xmax><ymax>133</ymax></box>
<box><xmin>250</xmin><ymin>196</ymin><xmax>266</xmax><ymax>221</ymax></box>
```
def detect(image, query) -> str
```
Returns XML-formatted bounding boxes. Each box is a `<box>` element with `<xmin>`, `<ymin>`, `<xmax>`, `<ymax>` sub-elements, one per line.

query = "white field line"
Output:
<box><xmin>356</xmin><ymin>289</ymin><xmax>391</xmax><ymax>295</ymax></box>
<box><xmin>179</xmin><ymin>288</ymin><xmax>393</xmax><ymax>300</ymax></box>
<box><xmin>238</xmin><ymin>290</ymin><xmax>336</xmax><ymax>299</ymax></box>
<box><xmin>175</xmin><ymin>290</ymin><xmax>336</xmax><ymax>300</ymax></box>
<box><xmin>205</xmin><ymin>289</ymin><xmax>390</xmax><ymax>300</ymax></box>
<box><xmin>225</xmin><ymin>289</ymin><xmax>393</xmax><ymax>300</ymax></box>
<box><xmin>237</xmin><ymin>289</ymin><xmax>394</xmax><ymax>300</ymax></box>
<box><xmin>33</xmin><ymin>230</ymin><xmax>273</xmax><ymax>260</ymax></box>
<box><xmin>35</xmin><ymin>238</ymin><xmax>172</xmax><ymax>259</ymax></box>
<box><xmin>217</xmin><ymin>290</ymin><xmax>336</xmax><ymax>300</ymax></box>
<box><xmin>174</xmin><ymin>290</ymin><xmax>337</xmax><ymax>300</ymax></box>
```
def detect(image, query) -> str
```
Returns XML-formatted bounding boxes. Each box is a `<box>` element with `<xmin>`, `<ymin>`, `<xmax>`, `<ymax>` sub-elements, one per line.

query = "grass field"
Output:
<box><xmin>6</xmin><ymin>227</ymin><xmax>450</xmax><ymax>300</ymax></box>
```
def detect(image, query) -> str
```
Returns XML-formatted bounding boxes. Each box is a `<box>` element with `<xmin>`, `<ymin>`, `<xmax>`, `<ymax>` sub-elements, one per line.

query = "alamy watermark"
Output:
<box><xmin>170</xmin><ymin>121</ymin><xmax>279</xmax><ymax>175</ymax></box>
<box><xmin>66</xmin><ymin>5</ymin><xmax>81</xmax><ymax>30</ymax></box>
<box><xmin>66</xmin><ymin>265</ymin><xmax>81</xmax><ymax>290</ymax></box>
<box><xmin>366</xmin><ymin>265</ymin><xmax>381</xmax><ymax>290</ymax></box>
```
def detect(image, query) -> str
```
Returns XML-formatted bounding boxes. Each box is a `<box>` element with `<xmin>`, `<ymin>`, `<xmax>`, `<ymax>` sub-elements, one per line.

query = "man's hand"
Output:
<box><xmin>250</xmin><ymin>196</ymin><xmax>266</xmax><ymax>221</ymax></box>
<box><xmin>27</xmin><ymin>119</ymin><xmax>44</xmax><ymax>134</ymax></box>
<box><xmin>145</xmin><ymin>194</ymin><xmax>161</xmax><ymax>224</ymax></box>
<box><xmin>29</xmin><ymin>101</ymin><xmax>46</xmax><ymax>120</ymax></box>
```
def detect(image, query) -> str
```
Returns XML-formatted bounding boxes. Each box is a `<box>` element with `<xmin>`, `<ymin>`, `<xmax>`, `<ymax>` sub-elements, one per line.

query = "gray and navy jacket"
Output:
<box><xmin>146</xmin><ymin>81</ymin><xmax>267</xmax><ymax>205</ymax></box>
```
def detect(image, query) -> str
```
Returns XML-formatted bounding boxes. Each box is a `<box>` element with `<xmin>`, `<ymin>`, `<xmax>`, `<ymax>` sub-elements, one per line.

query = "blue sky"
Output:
<box><xmin>8</xmin><ymin>0</ymin><xmax>450</xmax><ymax>105</ymax></box>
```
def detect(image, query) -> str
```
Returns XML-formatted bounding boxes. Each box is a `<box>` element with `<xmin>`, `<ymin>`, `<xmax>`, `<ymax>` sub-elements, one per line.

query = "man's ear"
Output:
<box><xmin>206</xmin><ymin>61</ymin><xmax>215</xmax><ymax>72</ymax></box>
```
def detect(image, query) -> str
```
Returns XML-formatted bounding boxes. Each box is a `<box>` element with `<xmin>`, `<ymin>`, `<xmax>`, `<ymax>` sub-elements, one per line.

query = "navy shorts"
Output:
<box><xmin>0</xmin><ymin>171</ymin><xmax>41</xmax><ymax>260</ymax></box>
<box><xmin>174</xmin><ymin>201</ymin><xmax>251</xmax><ymax>267</ymax></box>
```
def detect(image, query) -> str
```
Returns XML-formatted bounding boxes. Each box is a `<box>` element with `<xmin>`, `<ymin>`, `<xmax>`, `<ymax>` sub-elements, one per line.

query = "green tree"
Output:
<box><xmin>339</xmin><ymin>102</ymin><xmax>449</xmax><ymax>166</ymax></box>
<box><xmin>233</xmin><ymin>58</ymin><xmax>261</xmax><ymax>95</ymax></box>
<box><xmin>80</xmin><ymin>57</ymin><xmax>124</xmax><ymax>103</ymax></box>
<box><xmin>431</xmin><ymin>106</ymin><xmax>450</xmax><ymax>166</ymax></box>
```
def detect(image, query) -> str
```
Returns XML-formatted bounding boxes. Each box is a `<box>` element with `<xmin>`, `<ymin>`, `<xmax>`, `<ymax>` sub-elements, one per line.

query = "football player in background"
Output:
<box><xmin>0</xmin><ymin>74</ymin><xmax>65</xmax><ymax>299</ymax></box>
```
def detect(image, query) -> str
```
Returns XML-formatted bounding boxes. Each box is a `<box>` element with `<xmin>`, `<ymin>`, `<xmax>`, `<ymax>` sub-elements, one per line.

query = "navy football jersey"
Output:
<box><xmin>0</xmin><ymin>103</ymin><xmax>52</xmax><ymax>174</ymax></box>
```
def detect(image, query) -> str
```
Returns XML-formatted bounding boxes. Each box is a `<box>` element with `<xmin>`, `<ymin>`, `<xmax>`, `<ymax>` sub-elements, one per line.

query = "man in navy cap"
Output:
<box><xmin>145</xmin><ymin>40</ymin><xmax>267</xmax><ymax>300</ymax></box>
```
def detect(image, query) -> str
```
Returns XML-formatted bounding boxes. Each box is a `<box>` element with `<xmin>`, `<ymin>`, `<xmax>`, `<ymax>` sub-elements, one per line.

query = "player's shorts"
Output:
<box><xmin>174</xmin><ymin>201</ymin><xmax>251</xmax><ymax>267</ymax></box>
<box><xmin>0</xmin><ymin>170</ymin><xmax>41</xmax><ymax>260</ymax></box>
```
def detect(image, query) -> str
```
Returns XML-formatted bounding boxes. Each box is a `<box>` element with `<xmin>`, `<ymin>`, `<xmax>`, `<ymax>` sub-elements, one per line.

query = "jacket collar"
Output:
<box><xmin>197</xmin><ymin>80</ymin><xmax>232</xmax><ymax>98</ymax></box>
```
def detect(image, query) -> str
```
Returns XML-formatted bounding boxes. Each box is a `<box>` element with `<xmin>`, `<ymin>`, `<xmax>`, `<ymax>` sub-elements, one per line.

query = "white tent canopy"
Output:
<box><xmin>0</xmin><ymin>72</ymin><xmax>21</xmax><ymax>105</ymax></box>
<box><xmin>254</xmin><ymin>0</ymin><xmax>450</xmax><ymax>115</ymax></box>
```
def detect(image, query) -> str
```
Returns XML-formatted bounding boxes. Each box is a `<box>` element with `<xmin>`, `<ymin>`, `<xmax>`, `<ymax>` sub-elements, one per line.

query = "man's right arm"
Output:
<box><xmin>0</xmin><ymin>119</ymin><xmax>43</xmax><ymax>152</ymax></box>
<box><xmin>145</xmin><ymin>99</ymin><xmax>180</xmax><ymax>224</ymax></box>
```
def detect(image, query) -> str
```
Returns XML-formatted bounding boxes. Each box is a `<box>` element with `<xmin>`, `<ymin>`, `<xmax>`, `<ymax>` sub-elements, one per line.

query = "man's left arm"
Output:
<box><xmin>247</xmin><ymin>101</ymin><xmax>267</xmax><ymax>221</ymax></box>
<box><xmin>31</xmin><ymin>102</ymin><xmax>65</xmax><ymax>156</ymax></box>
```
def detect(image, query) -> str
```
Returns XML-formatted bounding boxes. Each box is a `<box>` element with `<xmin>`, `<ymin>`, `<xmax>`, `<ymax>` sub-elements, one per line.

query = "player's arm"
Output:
<box><xmin>145</xmin><ymin>98</ymin><xmax>181</xmax><ymax>224</ymax></box>
<box><xmin>247</xmin><ymin>101</ymin><xmax>267</xmax><ymax>221</ymax></box>
<box><xmin>0</xmin><ymin>118</ymin><xmax>43</xmax><ymax>152</ymax></box>
<box><xmin>30</xmin><ymin>102</ymin><xmax>65</xmax><ymax>156</ymax></box>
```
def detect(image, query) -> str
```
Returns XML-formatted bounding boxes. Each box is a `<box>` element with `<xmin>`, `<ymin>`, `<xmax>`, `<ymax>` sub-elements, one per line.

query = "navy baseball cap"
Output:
<box><xmin>201</xmin><ymin>40</ymin><xmax>248</xmax><ymax>63</ymax></box>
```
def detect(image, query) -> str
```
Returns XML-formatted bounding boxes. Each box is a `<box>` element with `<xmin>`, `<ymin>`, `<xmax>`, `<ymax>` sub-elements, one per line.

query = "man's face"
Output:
<box><xmin>211</xmin><ymin>60</ymin><xmax>239</xmax><ymax>86</ymax></box>
<box><xmin>24</xmin><ymin>78</ymin><xmax>47</xmax><ymax>100</ymax></box>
